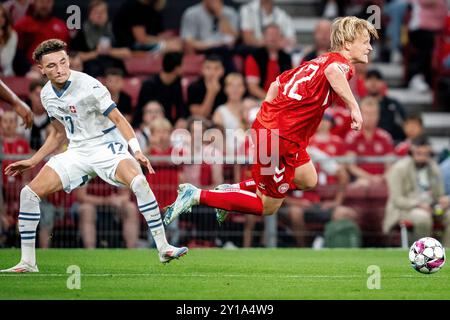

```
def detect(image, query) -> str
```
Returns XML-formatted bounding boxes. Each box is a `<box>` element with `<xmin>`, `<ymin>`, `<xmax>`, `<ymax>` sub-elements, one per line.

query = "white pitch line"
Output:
<box><xmin>0</xmin><ymin>273</ymin><xmax>438</xmax><ymax>279</ymax></box>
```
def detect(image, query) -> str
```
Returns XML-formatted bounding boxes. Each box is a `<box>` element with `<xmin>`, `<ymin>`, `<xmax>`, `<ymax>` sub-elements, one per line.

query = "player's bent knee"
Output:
<box><xmin>20</xmin><ymin>185</ymin><xmax>41</xmax><ymax>204</ymax></box>
<box><xmin>130</xmin><ymin>174</ymin><xmax>150</xmax><ymax>194</ymax></box>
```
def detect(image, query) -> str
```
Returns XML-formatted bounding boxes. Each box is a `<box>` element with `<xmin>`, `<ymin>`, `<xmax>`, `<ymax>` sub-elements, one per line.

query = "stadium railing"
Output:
<box><xmin>1</xmin><ymin>152</ymin><xmax>401</xmax><ymax>249</ymax></box>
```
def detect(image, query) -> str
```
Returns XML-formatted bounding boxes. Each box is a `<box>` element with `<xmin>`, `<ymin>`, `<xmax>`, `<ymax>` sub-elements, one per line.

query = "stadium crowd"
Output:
<box><xmin>0</xmin><ymin>0</ymin><xmax>450</xmax><ymax>249</ymax></box>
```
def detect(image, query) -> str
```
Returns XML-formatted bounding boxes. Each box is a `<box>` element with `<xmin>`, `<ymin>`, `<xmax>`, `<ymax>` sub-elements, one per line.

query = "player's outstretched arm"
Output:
<box><xmin>0</xmin><ymin>80</ymin><xmax>33</xmax><ymax>129</ymax></box>
<box><xmin>4</xmin><ymin>120</ymin><xmax>67</xmax><ymax>177</ymax></box>
<box><xmin>107</xmin><ymin>108</ymin><xmax>155</xmax><ymax>174</ymax></box>
<box><xmin>324</xmin><ymin>63</ymin><xmax>363</xmax><ymax>131</ymax></box>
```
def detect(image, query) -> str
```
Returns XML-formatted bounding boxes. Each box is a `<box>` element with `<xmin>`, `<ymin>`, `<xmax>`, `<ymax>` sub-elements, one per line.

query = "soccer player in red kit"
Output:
<box><xmin>163</xmin><ymin>17</ymin><xmax>378</xmax><ymax>226</ymax></box>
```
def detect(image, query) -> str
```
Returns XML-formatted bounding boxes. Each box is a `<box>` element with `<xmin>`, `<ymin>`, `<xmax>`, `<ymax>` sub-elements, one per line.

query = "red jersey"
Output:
<box><xmin>328</xmin><ymin>104</ymin><xmax>353</xmax><ymax>139</ymax></box>
<box><xmin>256</xmin><ymin>52</ymin><xmax>354</xmax><ymax>147</ymax></box>
<box><xmin>395</xmin><ymin>140</ymin><xmax>411</xmax><ymax>156</ymax></box>
<box><xmin>14</xmin><ymin>15</ymin><xmax>70</xmax><ymax>63</ymax></box>
<box><xmin>345</xmin><ymin>128</ymin><xmax>394</xmax><ymax>175</ymax></box>
<box><xmin>2</xmin><ymin>137</ymin><xmax>30</xmax><ymax>186</ymax></box>
<box><xmin>245</xmin><ymin>55</ymin><xmax>280</xmax><ymax>91</ymax></box>
<box><xmin>146</xmin><ymin>147</ymin><xmax>180</xmax><ymax>208</ymax></box>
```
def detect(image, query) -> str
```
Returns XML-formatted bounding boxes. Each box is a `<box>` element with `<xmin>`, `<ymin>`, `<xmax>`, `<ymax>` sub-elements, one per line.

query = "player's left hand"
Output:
<box><xmin>13</xmin><ymin>101</ymin><xmax>33</xmax><ymax>129</ymax></box>
<box><xmin>134</xmin><ymin>151</ymin><xmax>155</xmax><ymax>174</ymax></box>
<box><xmin>350</xmin><ymin>108</ymin><xmax>363</xmax><ymax>131</ymax></box>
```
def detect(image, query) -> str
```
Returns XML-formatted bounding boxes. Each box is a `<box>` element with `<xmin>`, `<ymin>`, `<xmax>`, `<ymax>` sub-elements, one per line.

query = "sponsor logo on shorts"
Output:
<box><xmin>278</xmin><ymin>183</ymin><xmax>289</xmax><ymax>194</ymax></box>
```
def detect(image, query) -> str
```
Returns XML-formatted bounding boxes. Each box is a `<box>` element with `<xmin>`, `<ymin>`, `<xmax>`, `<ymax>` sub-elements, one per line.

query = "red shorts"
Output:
<box><xmin>250</xmin><ymin>119</ymin><xmax>310</xmax><ymax>198</ymax></box>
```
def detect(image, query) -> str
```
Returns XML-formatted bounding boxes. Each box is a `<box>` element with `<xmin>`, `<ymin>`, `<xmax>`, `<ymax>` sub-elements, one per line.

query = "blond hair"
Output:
<box><xmin>224</xmin><ymin>72</ymin><xmax>244</xmax><ymax>86</ymax></box>
<box><xmin>360</xmin><ymin>96</ymin><xmax>379</xmax><ymax>110</ymax></box>
<box><xmin>330</xmin><ymin>16</ymin><xmax>378</xmax><ymax>51</ymax></box>
<box><xmin>150</xmin><ymin>118</ymin><xmax>172</xmax><ymax>134</ymax></box>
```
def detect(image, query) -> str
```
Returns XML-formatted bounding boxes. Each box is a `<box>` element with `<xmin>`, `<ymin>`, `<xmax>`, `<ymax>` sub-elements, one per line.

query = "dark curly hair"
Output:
<box><xmin>32</xmin><ymin>39</ymin><xmax>67</xmax><ymax>62</ymax></box>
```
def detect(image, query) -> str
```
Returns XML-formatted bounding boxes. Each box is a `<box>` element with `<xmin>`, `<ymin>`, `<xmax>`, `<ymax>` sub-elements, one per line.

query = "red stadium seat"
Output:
<box><xmin>1</xmin><ymin>76</ymin><xmax>32</xmax><ymax>100</ymax></box>
<box><xmin>124</xmin><ymin>52</ymin><xmax>162</xmax><ymax>76</ymax></box>
<box><xmin>181</xmin><ymin>54</ymin><xmax>205</xmax><ymax>76</ymax></box>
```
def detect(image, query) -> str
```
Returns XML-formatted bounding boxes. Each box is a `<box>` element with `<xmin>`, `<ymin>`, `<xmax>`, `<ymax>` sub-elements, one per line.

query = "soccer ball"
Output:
<box><xmin>409</xmin><ymin>237</ymin><xmax>446</xmax><ymax>274</ymax></box>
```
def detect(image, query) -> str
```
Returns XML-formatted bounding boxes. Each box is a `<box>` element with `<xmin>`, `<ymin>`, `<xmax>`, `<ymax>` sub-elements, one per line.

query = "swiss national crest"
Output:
<box><xmin>69</xmin><ymin>105</ymin><xmax>77</xmax><ymax>113</ymax></box>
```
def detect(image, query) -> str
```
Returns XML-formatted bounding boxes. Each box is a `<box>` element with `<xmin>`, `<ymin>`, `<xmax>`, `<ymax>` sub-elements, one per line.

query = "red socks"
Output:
<box><xmin>200</xmin><ymin>189</ymin><xmax>263</xmax><ymax>215</ymax></box>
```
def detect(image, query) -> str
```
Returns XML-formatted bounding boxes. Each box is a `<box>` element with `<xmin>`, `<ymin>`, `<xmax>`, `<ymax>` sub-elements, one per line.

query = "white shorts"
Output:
<box><xmin>46</xmin><ymin>128</ymin><xmax>135</xmax><ymax>193</ymax></box>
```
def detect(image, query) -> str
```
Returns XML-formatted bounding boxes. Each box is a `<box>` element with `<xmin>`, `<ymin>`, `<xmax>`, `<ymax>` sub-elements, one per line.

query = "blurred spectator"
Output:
<box><xmin>181</xmin><ymin>0</ymin><xmax>238</xmax><ymax>72</ymax></box>
<box><xmin>180</xmin><ymin>116</ymin><xmax>223</xmax><ymax>246</ymax></box>
<box><xmin>384</xmin><ymin>0</ymin><xmax>410</xmax><ymax>63</ymax></box>
<box><xmin>395</xmin><ymin>114</ymin><xmax>424</xmax><ymax>156</ymax></box>
<box><xmin>134</xmin><ymin>51</ymin><xmax>187</xmax><ymax>128</ymax></box>
<box><xmin>114</xmin><ymin>0</ymin><xmax>181</xmax><ymax>52</ymax></box>
<box><xmin>188</xmin><ymin>54</ymin><xmax>226</xmax><ymax>118</ymax></box>
<box><xmin>441</xmin><ymin>156</ymin><xmax>450</xmax><ymax>196</ymax></box>
<box><xmin>68</xmin><ymin>51</ymin><xmax>83</xmax><ymax>72</ymax></box>
<box><xmin>320</xmin><ymin>0</ymin><xmax>346</xmax><ymax>19</ymax></box>
<box><xmin>345</xmin><ymin>97</ymin><xmax>395</xmax><ymax>187</ymax></box>
<box><xmin>364</xmin><ymin>69</ymin><xmax>406</xmax><ymax>143</ymax></box>
<box><xmin>328</xmin><ymin>103</ymin><xmax>352</xmax><ymax>139</ymax></box>
<box><xmin>212</xmin><ymin>73</ymin><xmax>246</xmax><ymax>153</ymax></box>
<box><xmin>302</xmin><ymin>19</ymin><xmax>332</xmax><ymax>62</ymax></box>
<box><xmin>239</xmin><ymin>0</ymin><xmax>296</xmax><ymax>51</ymax></box>
<box><xmin>0</xmin><ymin>4</ymin><xmax>18</xmax><ymax>76</ymax></box>
<box><xmin>104</xmin><ymin>68</ymin><xmax>133</xmax><ymax>123</ymax></box>
<box><xmin>384</xmin><ymin>135</ymin><xmax>450</xmax><ymax>246</ymax></box>
<box><xmin>71</xmin><ymin>0</ymin><xmax>131</xmax><ymax>78</ymax></box>
<box><xmin>244</xmin><ymin>23</ymin><xmax>292</xmax><ymax>100</ymax></box>
<box><xmin>284</xmin><ymin>114</ymin><xmax>354</xmax><ymax>247</ymax></box>
<box><xmin>2</xmin><ymin>0</ymin><xmax>31</xmax><ymax>25</ymax></box>
<box><xmin>27</xmin><ymin>79</ymin><xmax>51</xmax><ymax>150</ymax></box>
<box><xmin>407</xmin><ymin>0</ymin><xmax>447</xmax><ymax>92</ymax></box>
<box><xmin>135</xmin><ymin>100</ymin><xmax>165</xmax><ymax>152</ymax></box>
<box><xmin>146</xmin><ymin>118</ymin><xmax>180</xmax><ymax>245</ymax></box>
<box><xmin>1</xmin><ymin>110</ymin><xmax>30</xmax><ymax>230</ymax></box>
<box><xmin>75</xmin><ymin>178</ymin><xmax>139</xmax><ymax>249</ymax></box>
<box><xmin>14</xmin><ymin>0</ymin><xmax>70</xmax><ymax>68</ymax></box>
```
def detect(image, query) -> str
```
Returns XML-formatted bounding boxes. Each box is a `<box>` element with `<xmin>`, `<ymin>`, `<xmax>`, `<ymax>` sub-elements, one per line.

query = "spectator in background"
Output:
<box><xmin>71</xmin><ymin>0</ymin><xmax>131</xmax><ymax>78</ymax></box>
<box><xmin>134</xmin><ymin>51</ymin><xmax>187</xmax><ymax>128</ymax></box>
<box><xmin>14</xmin><ymin>0</ymin><xmax>70</xmax><ymax>68</ymax></box>
<box><xmin>114</xmin><ymin>0</ymin><xmax>181</xmax><ymax>52</ymax></box>
<box><xmin>27</xmin><ymin>79</ymin><xmax>51</xmax><ymax>151</ymax></box>
<box><xmin>346</xmin><ymin>97</ymin><xmax>395</xmax><ymax>187</ymax></box>
<box><xmin>302</xmin><ymin>19</ymin><xmax>332</xmax><ymax>62</ymax></box>
<box><xmin>146</xmin><ymin>118</ymin><xmax>180</xmax><ymax>245</ymax></box>
<box><xmin>212</xmin><ymin>73</ymin><xmax>246</xmax><ymax>154</ymax></box>
<box><xmin>1</xmin><ymin>110</ymin><xmax>31</xmax><ymax>232</ymax></box>
<box><xmin>0</xmin><ymin>4</ymin><xmax>18</xmax><ymax>76</ymax></box>
<box><xmin>364</xmin><ymin>69</ymin><xmax>406</xmax><ymax>143</ymax></box>
<box><xmin>68</xmin><ymin>51</ymin><xmax>83</xmax><ymax>72</ymax></box>
<box><xmin>104</xmin><ymin>68</ymin><xmax>133</xmax><ymax>123</ymax></box>
<box><xmin>441</xmin><ymin>155</ymin><xmax>450</xmax><ymax>196</ymax></box>
<box><xmin>75</xmin><ymin>178</ymin><xmax>140</xmax><ymax>249</ymax></box>
<box><xmin>395</xmin><ymin>114</ymin><xmax>424</xmax><ymax>156</ymax></box>
<box><xmin>320</xmin><ymin>0</ymin><xmax>346</xmax><ymax>19</ymax></box>
<box><xmin>384</xmin><ymin>0</ymin><xmax>410</xmax><ymax>63</ymax></box>
<box><xmin>240</xmin><ymin>0</ymin><xmax>296</xmax><ymax>51</ymax></box>
<box><xmin>135</xmin><ymin>100</ymin><xmax>165</xmax><ymax>152</ymax></box>
<box><xmin>188</xmin><ymin>54</ymin><xmax>226</xmax><ymax>119</ymax></box>
<box><xmin>384</xmin><ymin>135</ymin><xmax>450</xmax><ymax>247</ymax></box>
<box><xmin>244</xmin><ymin>23</ymin><xmax>291</xmax><ymax>100</ymax></box>
<box><xmin>181</xmin><ymin>0</ymin><xmax>238</xmax><ymax>72</ymax></box>
<box><xmin>407</xmin><ymin>0</ymin><xmax>447</xmax><ymax>92</ymax></box>
<box><xmin>2</xmin><ymin>0</ymin><xmax>31</xmax><ymax>25</ymax></box>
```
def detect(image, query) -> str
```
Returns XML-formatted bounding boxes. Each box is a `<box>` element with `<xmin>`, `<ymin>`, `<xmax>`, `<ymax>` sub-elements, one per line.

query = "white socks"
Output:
<box><xmin>18</xmin><ymin>185</ymin><xmax>41</xmax><ymax>266</ymax></box>
<box><xmin>130</xmin><ymin>175</ymin><xmax>169</xmax><ymax>251</ymax></box>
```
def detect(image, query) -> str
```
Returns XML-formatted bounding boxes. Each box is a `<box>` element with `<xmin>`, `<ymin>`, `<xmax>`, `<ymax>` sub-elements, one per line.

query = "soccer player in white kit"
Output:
<box><xmin>1</xmin><ymin>39</ymin><xmax>188</xmax><ymax>272</ymax></box>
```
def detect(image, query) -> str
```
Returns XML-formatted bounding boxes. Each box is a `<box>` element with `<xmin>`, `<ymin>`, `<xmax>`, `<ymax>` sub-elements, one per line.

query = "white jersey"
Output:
<box><xmin>41</xmin><ymin>70</ymin><xmax>117</xmax><ymax>145</ymax></box>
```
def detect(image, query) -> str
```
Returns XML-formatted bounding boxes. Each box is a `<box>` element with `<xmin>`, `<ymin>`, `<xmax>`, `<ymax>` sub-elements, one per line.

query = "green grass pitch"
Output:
<box><xmin>0</xmin><ymin>248</ymin><xmax>449</xmax><ymax>300</ymax></box>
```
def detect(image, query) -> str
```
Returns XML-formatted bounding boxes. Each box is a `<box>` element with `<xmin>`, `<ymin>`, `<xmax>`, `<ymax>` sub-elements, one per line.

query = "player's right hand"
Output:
<box><xmin>4</xmin><ymin>159</ymin><xmax>35</xmax><ymax>177</ymax></box>
<box><xmin>350</xmin><ymin>108</ymin><xmax>363</xmax><ymax>131</ymax></box>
